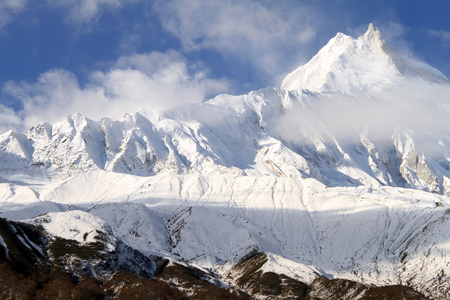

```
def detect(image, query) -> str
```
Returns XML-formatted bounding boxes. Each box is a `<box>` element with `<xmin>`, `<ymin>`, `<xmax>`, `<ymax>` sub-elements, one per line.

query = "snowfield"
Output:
<box><xmin>1</xmin><ymin>171</ymin><xmax>450</xmax><ymax>297</ymax></box>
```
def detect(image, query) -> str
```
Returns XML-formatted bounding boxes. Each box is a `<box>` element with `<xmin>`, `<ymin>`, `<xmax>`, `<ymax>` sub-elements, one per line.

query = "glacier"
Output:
<box><xmin>0</xmin><ymin>24</ymin><xmax>450</xmax><ymax>298</ymax></box>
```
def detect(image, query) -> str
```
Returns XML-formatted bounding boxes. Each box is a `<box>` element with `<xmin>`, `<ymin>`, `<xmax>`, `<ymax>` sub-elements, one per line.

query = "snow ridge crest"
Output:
<box><xmin>281</xmin><ymin>23</ymin><xmax>448</xmax><ymax>92</ymax></box>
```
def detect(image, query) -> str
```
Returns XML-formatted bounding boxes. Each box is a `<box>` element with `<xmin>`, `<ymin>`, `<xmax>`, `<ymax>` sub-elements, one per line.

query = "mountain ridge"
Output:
<box><xmin>1</xmin><ymin>81</ymin><xmax>448</xmax><ymax>195</ymax></box>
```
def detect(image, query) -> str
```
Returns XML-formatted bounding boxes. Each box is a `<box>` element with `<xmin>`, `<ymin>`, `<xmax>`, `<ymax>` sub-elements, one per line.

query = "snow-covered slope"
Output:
<box><xmin>1</xmin><ymin>24</ymin><xmax>450</xmax><ymax>299</ymax></box>
<box><xmin>1</xmin><ymin>171</ymin><xmax>449</xmax><ymax>298</ymax></box>
<box><xmin>1</xmin><ymin>83</ymin><xmax>449</xmax><ymax>195</ymax></box>
<box><xmin>281</xmin><ymin>23</ymin><xmax>448</xmax><ymax>93</ymax></box>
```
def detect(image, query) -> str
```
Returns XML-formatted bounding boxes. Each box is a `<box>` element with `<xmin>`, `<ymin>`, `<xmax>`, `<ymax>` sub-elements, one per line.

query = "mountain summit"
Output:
<box><xmin>281</xmin><ymin>23</ymin><xmax>448</xmax><ymax>92</ymax></box>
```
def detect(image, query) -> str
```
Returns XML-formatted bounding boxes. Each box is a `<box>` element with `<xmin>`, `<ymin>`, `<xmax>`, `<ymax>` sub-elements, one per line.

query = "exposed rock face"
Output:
<box><xmin>230</xmin><ymin>252</ymin><xmax>310</xmax><ymax>299</ymax></box>
<box><xmin>307</xmin><ymin>278</ymin><xmax>428</xmax><ymax>300</ymax></box>
<box><xmin>0</xmin><ymin>223</ymin><xmax>430</xmax><ymax>300</ymax></box>
<box><xmin>228</xmin><ymin>252</ymin><xmax>429</xmax><ymax>300</ymax></box>
<box><xmin>0</xmin><ymin>216</ymin><xmax>167</xmax><ymax>281</ymax></box>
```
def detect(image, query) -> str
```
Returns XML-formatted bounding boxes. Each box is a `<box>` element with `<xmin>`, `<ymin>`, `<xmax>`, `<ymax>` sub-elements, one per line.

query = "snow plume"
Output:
<box><xmin>0</xmin><ymin>0</ymin><xmax>26</xmax><ymax>29</ymax></box>
<box><xmin>0</xmin><ymin>50</ymin><xmax>228</xmax><ymax>133</ymax></box>
<box><xmin>155</xmin><ymin>0</ymin><xmax>316</xmax><ymax>84</ymax></box>
<box><xmin>276</xmin><ymin>80</ymin><xmax>450</xmax><ymax>158</ymax></box>
<box><xmin>375</xmin><ymin>22</ymin><xmax>418</xmax><ymax>58</ymax></box>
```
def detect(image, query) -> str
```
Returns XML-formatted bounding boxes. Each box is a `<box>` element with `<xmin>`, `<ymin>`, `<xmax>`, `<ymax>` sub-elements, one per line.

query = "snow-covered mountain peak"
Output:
<box><xmin>281</xmin><ymin>23</ymin><xmax>448</xmax><ymax>93</ymax></box>
<box><xmin>363</xmin><ymin>23</ymin><xmax>384</xmax><ymax>47</ymax></box>
<box><xmin>1</xmin><ymin>23</ymin><xmax>450</xmax><ymax>300</ymax></box>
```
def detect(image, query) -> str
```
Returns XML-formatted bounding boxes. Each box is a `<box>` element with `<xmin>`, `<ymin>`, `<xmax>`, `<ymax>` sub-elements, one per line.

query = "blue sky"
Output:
<box><xmin>0</xmin><ymin>0</ymin><xmax>449</xmax><ymax>133</ymax></box>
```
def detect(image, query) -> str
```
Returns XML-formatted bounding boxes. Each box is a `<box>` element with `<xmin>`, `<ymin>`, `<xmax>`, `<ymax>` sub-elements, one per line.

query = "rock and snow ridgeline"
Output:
<box><xmin>1</xmin><ymin>24</ymin><xmax>450</xmax><ymax>299</ymax></box>
<box><xmin>1</xmin><ymin>85</ymin><xmax>449</xmax><ymax>195</ymax></box>
<box><xmin>281</xmin><ymin>23</ymin><xmax>448</xmax><ymax>92</ymax></box>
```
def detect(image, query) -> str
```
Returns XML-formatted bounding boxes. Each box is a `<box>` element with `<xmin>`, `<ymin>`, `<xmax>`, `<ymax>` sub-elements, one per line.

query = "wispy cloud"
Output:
<box><xmin>1</xmin><ymin>50</ymin><xmax>229</xmax><ymax>133</ymax></box>
<box><xmin>0</xmin><ymin>104</ymin><xmax>21</xmax><ymax>132</ymax></box>
<box><xmin>377</xmin><ymin>22</ymin><xmax>415</xmax><ymax>57</ymax></box>
<box><xmin>428</xmin><ymin>29</ymin><xmax>450</xmax><ymax>46</ymax></box>
<box><xmin>155</xmin><ymin>0</ymin><xmax>317</xmax><ymax>85</ymax></box>
<box><xmin>45</xmin><ymin>0</ymin><xmax>136</xmax><ymax>26</ymax></box>
<box><xmin>276</xmin><ymin>79</ymin><xmax>450</xmax><ymax>158</ymax></box>
<box><xmin>0</xmin><ymin>0</ymin><xmax>26</xmax><ymax>29</ymax></box>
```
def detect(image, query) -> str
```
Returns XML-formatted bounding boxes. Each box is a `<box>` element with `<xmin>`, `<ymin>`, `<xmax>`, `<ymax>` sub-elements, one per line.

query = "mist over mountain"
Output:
<box><xmin>0</xmin><ymin>24</ymin><xmax>449</xmax><ymax>299</ymax></box>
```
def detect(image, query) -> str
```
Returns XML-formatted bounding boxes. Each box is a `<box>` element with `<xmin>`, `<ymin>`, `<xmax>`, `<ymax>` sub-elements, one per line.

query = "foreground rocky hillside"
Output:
<box><xmin>0</xmin><ymin>216</ymin><xmax>428</xmax><ymax>299</ymax></box>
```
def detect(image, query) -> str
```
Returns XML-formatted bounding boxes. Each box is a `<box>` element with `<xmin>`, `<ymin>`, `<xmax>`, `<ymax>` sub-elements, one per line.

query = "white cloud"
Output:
<box><xmin>0</xmin><ymin>0</ymin><xmax>26</xmax><ymax>29</ymax></box>
<box><xmin>114</xmin><ymin>50</ymin><xmax>185</xmax><ymax>76</ymax></box>
<box><xmin>275</xmin><ymin>79</ymin><xmax>450</xmax><ymax>158</ymax></box>
<box><xmin>45</xmin><ymin>0</ymin><xmax>133</xmax><ymax>25</ymax></box>
<box><xmin>0</xmin><ymin>104</ymin><xmax>21</xmax><ymax>132</ymax></box>
<box><xmin>155</xmin><ymin>0</ymin><xmax>316</xmax><ymax>84</ymax></box>
<box><xmin>3</xmin><ymin>69</ymin><xmax>101</xmax><ymax>129</ymax></box>
<box><xmin>0</xmin><ymin>0</ymin><xmax>141</xmax><ymax>29</ymax></box>
<box><xmin>0</xmin><ymin>51</ymin><xmax>229</xmax><ymax>133</ymax></box>
<box><xmin>429</xmin><ymin>29</ymin><xmax>450</xmax><ymax>46</ymax></box>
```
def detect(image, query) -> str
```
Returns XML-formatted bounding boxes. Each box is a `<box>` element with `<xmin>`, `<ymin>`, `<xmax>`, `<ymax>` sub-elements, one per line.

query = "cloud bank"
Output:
<box><xmin>0</xmin><ymin>51</ymin><xmax>228</xmax><ymax>133</ymax></box>
<box><xmin>276</xmin><ymin>79</ymin><xmax>450</xmax><ymax>158</ymax></box>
